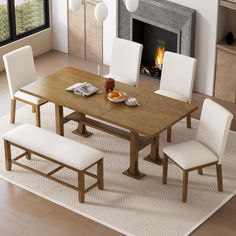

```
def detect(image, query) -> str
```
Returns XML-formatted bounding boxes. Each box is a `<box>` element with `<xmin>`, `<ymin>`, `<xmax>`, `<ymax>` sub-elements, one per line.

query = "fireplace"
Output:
<box><xmin>118</xmin><ymin>0</ymin><xmax>196</xmax><ymax>80</ymax></box>
<box><xmin>133</xmin><ymin>18</ymin><xmax>178</xmax><ymax>79</ymax></box>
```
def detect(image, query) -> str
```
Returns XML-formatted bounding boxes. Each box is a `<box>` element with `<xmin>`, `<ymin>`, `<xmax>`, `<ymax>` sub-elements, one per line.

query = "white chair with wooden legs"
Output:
<box><xmin>155</xmin><ymin>51</ymin><xmax>197</xmax><ymax>142</ymax></box>
<box><xmin>3</xmin><ymin>45</ymin><xmax>47</xmax><ymax>127</ymax></box>
<box><xmin>105</xmin><ymin>37</ymin><xmax>143</xmax><ymax>86</ymax></box>
<box><xmin>162</xmin><ymin>99</ymin><xmax>233</xmax><ymax>203</ymax></box>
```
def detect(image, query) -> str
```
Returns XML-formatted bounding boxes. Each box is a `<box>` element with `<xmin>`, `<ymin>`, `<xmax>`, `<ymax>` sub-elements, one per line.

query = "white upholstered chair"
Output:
<box><xmin>162</xmin><ymin>99</ymin><xmax>233</xmax><ymax>203</ymax></box>
<box><xmin>155</xmin><ymin>51</ymin><xmax>197</xmax><ymax>142</ymax></box>
<box><xmin>105</xmin><ymin>37</ymin><xmax>143</xmax><ymax>86</ymax></box>
<box><xmin>3</xmin><ymin>45</ymin><xmax>47</xmax><ymax>127</ymax></box>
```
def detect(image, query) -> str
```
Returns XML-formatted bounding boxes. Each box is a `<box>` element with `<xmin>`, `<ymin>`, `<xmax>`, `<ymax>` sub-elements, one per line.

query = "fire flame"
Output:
<box><xmin>155</xmin><ymin>46</ymin><xmax>165</xmax><ymax>66</ymax></box>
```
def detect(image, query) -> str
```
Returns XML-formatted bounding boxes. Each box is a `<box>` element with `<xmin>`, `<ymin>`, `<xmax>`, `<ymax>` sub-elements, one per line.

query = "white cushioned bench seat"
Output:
<box><xmin>2</xmin><ymin>124</ymin><xmax>103</xmax><ymax>171</ymax></box>
<box><xmin>3</xmin><ymin>124</ymin><xmax>104</xmax><ymax>203</ymax></box>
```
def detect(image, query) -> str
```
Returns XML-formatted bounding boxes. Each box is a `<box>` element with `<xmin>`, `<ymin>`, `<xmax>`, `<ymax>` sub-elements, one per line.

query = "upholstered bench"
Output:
<box><xmin>2</xmin><ymin>124</ymin><xmax>104</xmax><ymax>203</ymax></box>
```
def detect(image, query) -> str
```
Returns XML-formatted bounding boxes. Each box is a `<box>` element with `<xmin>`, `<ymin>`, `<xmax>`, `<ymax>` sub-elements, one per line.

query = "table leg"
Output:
<box><xmin>144</xmin><ymin>135</ymin><xmax>163</xmax><ymax>165</ymax></box>
<box><xmin>123</xmin><ymin>131</ymin><xmax>145</xmax><ymax>179</ymax></box>
<box><xmin>72</xmin><ymin>113</ymin><xmax>93</xmax><ymax>138</ymax></box>
<box><xmin>55</xmin><ymin>104</ymin><xmax>64</xmax><ymax>136</ymax></box>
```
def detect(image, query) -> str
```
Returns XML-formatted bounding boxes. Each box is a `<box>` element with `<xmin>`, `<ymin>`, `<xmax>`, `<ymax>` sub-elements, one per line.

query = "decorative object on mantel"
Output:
<box><xmin>225</xmin><ymin>32</ymin><xmax>234</xmax><ymax>45</ymax></box>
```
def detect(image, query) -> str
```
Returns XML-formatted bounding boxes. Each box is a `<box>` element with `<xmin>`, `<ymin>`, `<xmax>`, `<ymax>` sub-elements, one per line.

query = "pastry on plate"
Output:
<box><xmin>107</xmin><ymin>91</ymin><xmax>127</xmax><ymax>102</ymax></box>
<box><xmin>108</xmin><ymin>91</ymin><xmax>126</xmax><ymax>100</ymax></box>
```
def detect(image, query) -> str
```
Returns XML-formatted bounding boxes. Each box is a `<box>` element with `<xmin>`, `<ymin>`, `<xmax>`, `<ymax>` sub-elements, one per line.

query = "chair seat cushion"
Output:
<box><xmin>163</xmin><ymin>140</ymin><xmax>218</xmax><ymax>170</ymax></box>
<box><xmin>2</xmin><ymin>124</ymin><xmax>104</xmax><ymax>171</ymax></box>
<box><xmin>105</xmin><ymin>74</ymin><xmax>136</xmax><ymax>86</ymax></box>
<box><xmin>155</xmin><ymin>89</ymin><xmax>189</xmax><ymax>103</ymax></box>
<box><xmin>14</xmin><ymin>91</ymin><xmax>46</xmax><ymax>105</ymax></box>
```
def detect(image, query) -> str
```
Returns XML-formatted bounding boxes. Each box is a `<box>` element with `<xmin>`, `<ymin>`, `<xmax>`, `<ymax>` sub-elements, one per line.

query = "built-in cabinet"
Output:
<box><xmin>68</xmin><ymin>0</ymin><xmax>103</xmax><ymax>64</ymax></box>
<box><xmin>215</xmin><ymin>0</ymin><xmax>236</xmax><ymax>102</ymax></box>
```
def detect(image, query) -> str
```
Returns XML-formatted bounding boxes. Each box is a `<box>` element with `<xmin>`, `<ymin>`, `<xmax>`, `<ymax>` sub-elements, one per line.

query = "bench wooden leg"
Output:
<box><xmin>4</xmin><ymin>140</ymin><xmax>12</xmax><ymax>171</ymax></box>
<box><xmin>97</xmin><ymin>159</ymin><xmax>104</xmax><ymax>190</ymax></box>
<box><xmin>10</xmin><ymin>99</ymin><xmax>16</xmax><ymax>124</ymax></box>
<box><xmin>35</xmin><ymin>105</ymin><xmax>41</xmax><ymax>127</ymax></box>
<box><xmin>78</xmin><ymin>171</ymin><xmax>85</xmax><ymax>203</ymax></box>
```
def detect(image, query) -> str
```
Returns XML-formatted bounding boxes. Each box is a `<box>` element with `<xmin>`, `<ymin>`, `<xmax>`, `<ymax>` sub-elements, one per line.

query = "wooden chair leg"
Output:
<box><xmin>78</xmin><ymin>171</ymin><xmax>85</xmax><ymax>203</ymax></box>
<box><xmin>4</xmin><ymin>140</ymin><xmax>12</xmax><ymax>171</ymax></box>
<box><xmin>182</xmin><ymin>171</ymin><xmax>189</xmax><ymax>203</ymax></box>
<box><xmin>186</xmin><ymin>114</ymin><xmax>191</xmax><ymax>129</ymax></box>
<box><xmin>216</xmin><ymin>164</ymin><xmax>223</xmax><ymax>192</ymax></box>
<box><xmin>167</xmin><ymin>127</ymin><xmax>172</xmax><ymax>142</ymax></box>
<box><xmin>35</xmin><ymin>105</ymin><xmax>41</xmax><ymax>127</ymax></box>
<box><xmin>97</xmin><ymin>159</ymin><xmax>104</xmax><ymax>190</ymax></box>
<box><xmin>10</xmin><ymin>99</ymin><xmax>16</xmax><ymax>124</ymax></box>
<box><xmin>32</xmin><ymin>105</ymin><xmax>36</xmax><ymax>113</ymax></box>
<box><xmin>162</xmin><ymin>154</ymin><xmax>168</xmax><ymax>185</ymax></box>
<box><xmin>198</xmin><ymin>168</ymin><xmax>203</xmax><ymax>175</ymax></box>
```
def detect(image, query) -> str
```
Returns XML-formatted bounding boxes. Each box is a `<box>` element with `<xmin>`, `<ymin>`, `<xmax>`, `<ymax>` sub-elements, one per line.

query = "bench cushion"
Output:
<box><xmin>2</xmin><ymin>124</ymin><xmax>104</xmax><ymax>170</ymax></box>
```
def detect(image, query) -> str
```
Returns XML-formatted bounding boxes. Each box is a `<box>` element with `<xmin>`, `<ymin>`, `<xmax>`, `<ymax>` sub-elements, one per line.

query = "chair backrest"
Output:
<box><xmin>160</xmin><ymin>51</ymin><xmax>197</xmax><ymax>102</ymax></box>
<box><xmin>3</xmin><ymin>45</ymin><xmax>37</xmax><ymax>99</ymax></box>
<box><xmin>110</xmin><ymin>37</ymin><xmax>143</xmax><ymax>86</ymax></box>
<box><xmin>197</xmin><ymin>99</ymin><xmax>233</xmax><ymax>163</ymax></box>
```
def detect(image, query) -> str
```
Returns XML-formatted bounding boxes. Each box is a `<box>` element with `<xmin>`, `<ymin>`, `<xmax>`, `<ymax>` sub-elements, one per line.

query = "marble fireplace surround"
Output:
<box><xmin>118</xmin><ymin>0</ymin><xmax>196</xmax><ymax>56</ymax></box>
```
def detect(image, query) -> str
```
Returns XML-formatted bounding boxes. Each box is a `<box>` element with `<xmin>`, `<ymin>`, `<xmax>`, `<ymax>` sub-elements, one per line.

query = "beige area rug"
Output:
<box><xmin>0</xmin><ymin>103</ymin><xmax>235</xmax><ymax>236</ymax></box>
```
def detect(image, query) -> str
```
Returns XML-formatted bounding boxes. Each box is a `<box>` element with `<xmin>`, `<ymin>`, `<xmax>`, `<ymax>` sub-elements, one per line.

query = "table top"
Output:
<box><xmin>20</xmin><ymin>67</ymin><xmax>198</xmax><ymax>137</ymax></box>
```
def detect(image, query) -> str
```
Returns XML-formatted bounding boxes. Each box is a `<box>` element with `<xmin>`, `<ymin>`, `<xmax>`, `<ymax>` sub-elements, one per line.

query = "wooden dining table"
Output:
<box><xmin>20</xmin><ymin>67</ymin><xmax>198</xmax><ymax>180</ymax></box>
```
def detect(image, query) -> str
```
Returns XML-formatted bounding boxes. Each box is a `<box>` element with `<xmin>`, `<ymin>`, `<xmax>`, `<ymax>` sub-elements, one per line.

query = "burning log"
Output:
<box><xmin>141</xmin><ymin>65</ymin><xmax>162</xmax><ymax>78</ymax></box>
<box><xmin>141</xmin><ymin>40</ymin><xmax>165</xmax><ymax>79</ymax></box>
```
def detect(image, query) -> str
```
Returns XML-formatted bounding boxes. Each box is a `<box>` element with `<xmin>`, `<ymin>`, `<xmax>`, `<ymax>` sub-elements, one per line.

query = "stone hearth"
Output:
<box><xmin>118</xmin><ymin>0</ymin><xmax>196</xmax><ymax>57</ymax></box>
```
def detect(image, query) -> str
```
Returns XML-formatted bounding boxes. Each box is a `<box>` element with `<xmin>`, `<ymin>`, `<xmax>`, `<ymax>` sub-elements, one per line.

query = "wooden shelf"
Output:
<box><xmin>216</xmin><ymin>39</ymin><xmax>236</xmax><ymax>56</ymax></box>
<box><xmin>220</xmin><ymin>0</ymin><xmax>236</xmax><ymax>11</ymax></box>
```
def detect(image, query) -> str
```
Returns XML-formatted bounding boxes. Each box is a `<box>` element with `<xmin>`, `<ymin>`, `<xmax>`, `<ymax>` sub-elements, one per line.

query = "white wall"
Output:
<box><xmin>51</xmin><ymin>0</ymin><xmax>68</xmax><ymax>53</ymax></box>
<box><xmin>168</xmin><ymin>0</ymin><xmax>219</xmax><ymax>96</ymax></box>
<box><xmin>103</xmin><ymin>0</ymin><xmax>219</xmax><ymax>96</ymax></box>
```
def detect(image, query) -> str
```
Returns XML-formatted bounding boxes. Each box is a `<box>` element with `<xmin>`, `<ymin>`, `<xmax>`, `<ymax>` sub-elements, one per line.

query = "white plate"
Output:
<box><xmin>107</xmin><ymin>91</ymin><xmax>127</xmax><ymax>103</ymax></box>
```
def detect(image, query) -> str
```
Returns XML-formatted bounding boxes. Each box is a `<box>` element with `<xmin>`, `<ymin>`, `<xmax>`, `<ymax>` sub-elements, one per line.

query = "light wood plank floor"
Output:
<box><xmin>0</xmin><ymin>50</ymin><xmax>235</xmax><ymax>236</ymax></box>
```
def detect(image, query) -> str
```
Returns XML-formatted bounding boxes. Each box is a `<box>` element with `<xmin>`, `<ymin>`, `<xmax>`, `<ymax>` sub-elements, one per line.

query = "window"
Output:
<box><xmin>0</xmin><ymin>0</ymin><xmax>10</xmax><ymax>42</ymax></box>
<box><xmin>0</xmin><ymin>0</ymin><xmax>49</xmax><ymax>46</ymax></box>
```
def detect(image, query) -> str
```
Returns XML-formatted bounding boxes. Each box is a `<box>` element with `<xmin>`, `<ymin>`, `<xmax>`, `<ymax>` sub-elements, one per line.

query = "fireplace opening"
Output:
<box><xmin>132</xmin><ymin>19</ymin><xmax>178</xmax><ymax>80</ymax></box>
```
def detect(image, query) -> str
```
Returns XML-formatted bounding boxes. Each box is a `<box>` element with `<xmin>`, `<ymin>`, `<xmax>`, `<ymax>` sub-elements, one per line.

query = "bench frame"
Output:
<box><xmin>4</xmin><ymin>140</ymin><xmax>104</xmax><ymax>203</ymax></box>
